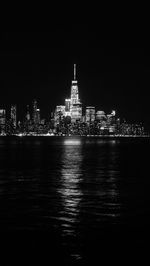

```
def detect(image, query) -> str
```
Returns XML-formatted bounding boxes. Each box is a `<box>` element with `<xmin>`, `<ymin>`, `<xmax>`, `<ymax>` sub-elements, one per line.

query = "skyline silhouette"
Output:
<box><xmin>0</xmin><ymin>29</ymin><xmax>149</xmax><ymax>128</ymax></box>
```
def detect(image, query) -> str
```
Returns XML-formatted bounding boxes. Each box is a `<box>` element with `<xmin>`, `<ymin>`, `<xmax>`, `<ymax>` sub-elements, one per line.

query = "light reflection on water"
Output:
<box><xmin>0</xmin><ymin>137</ymin><xmax>131</xmax><ymax>264</ymax></box>
<box><xmin>63</xmin><ymin>138</ymin><xmax>82</xmax><ymax>145</ymax></box>
<box><xmin>56</xmin><ymin>138</ymin><xmax>121</xmax><ymax>261</ymax></box>
<box><xmin>84</xmin><ymin>139</ymin><xmax>118</xmax><ymax>145</ymax></box>
<box><xmin>56</xmin><ymin>138</ymin><xmax>121</xmax><ymax>232</ymax></box>
<box><xmin>58</xmin><ymin>138</ymin><xmax>83</xmax><ymax>236</ymax></box>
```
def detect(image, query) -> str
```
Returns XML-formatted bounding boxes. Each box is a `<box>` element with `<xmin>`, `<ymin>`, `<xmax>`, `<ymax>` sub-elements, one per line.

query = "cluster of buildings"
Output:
<box><xmin>0</xmin><ymin>65</ymin><xmax>145</xmax><ymax>136</ymax></box>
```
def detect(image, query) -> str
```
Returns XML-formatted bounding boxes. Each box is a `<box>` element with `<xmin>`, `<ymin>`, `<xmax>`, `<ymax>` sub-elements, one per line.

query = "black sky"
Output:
<box><xmin>0</xmin><ymin>24</ymin><xmax>150</xmax><ymax>127</ymax></box>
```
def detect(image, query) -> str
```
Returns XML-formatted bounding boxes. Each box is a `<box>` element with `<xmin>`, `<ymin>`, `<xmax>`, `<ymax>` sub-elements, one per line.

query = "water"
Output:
<box><xmin>0</xmin><ymin>136</ymin><xmax>150</xmax><ymax>265</ymax></box>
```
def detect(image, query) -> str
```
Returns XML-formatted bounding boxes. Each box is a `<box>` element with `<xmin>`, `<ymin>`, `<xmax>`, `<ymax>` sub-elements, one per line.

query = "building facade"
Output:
<box><xmin>55</xmin><ymin>64</ymin><xmax>82</xmax><ymax>123</ymax></box>
<box><xmin>10</xmin><ymin>105</ymin><xmax>17</xmax><ymax>128</ymax></box>
<box><xmin>33</xmin><ymin>99</ymin><xmax>40</xmax><ymax>126</ymax></box>
<box><xmin>70</xmin><ymin>64</ymin><xmax>82</xmax><ymax>122</ymax></box>
<box><xmin>85</xmin><ymin>106</ymin><xmax>95</xmax><ymax>123</ymax></box>
<box><xmin>0</xmin><ymin>109</ymin><xmax>6</xmax><ymax>134</ymax></box>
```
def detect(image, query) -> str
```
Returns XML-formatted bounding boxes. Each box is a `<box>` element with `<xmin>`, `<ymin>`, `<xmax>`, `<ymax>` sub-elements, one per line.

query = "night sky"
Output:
<box><xmin>0</xmin><ymin>25</ymin><xmax>150</xmax><ymax>127</ymax></box>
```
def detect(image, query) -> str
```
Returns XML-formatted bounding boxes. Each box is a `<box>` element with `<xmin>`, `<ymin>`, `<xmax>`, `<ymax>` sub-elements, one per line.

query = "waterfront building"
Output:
<box><xmin>0</xmin><ymin>64</ymin><xmax>143</xmax><ymax>137</ymax></box>
<box><xmin>32</xmin><ymin>99</ymin><xmax>41</xmax><ymax>128</ymax></box>
<box><xmin>107</xmin><ymin>110</ymin><xmax>116</xmax><ymax>125</ymax></box>
<box><xmin>85</xmin><ymin>106</ymin><xmax>95</xmax><ymax>124</ymax></box>
<box><xmin>36</xmin><ymin>109</ymin><xmax>41</xmax><ymax>124</ymax></box>
<box><xmin>26</xmin><ymin>105</ymin><xmax>30</xmax><ymax>121</ymax></box>
<box><xmin>0</xmin><ymin>109</ymin><xmax>6</xmax><ymax>134</ymax></box>
<box><xmin>70</xmin><ymin>64</ymin><xmax>82</xmax><ymax>122</ymax></box>
<box><xmin>33</xmin><ymin>99</ymin><xmax>38</xmax><ymax>125</ymax></box>
<box><xmin>55</xmin><ymin>64</ymin><xmax>82</xmax><ymax>124</ymax></box>
<box><xmin>65</xmin><ymin>99</ymin><xmax>71</xmax><ymax>116</ymax></box>
<box><xmin>10</xmin><ymin>105</ymin><xmax>17</xmax><ymax>128</ymax></box>
<box><xmin>70</xmin><ymin>103</ymin><xmax>82</xmax><ymax>123</ymax></box>
<box><xmin>96</xmin><ymin>110</ymin><xmax>106</xmax><ymax>121</ymax></box>
<box><xmin>54</xmin><ymin>105</ymin><xmax>66</xmax><ymax>125</ymax></box>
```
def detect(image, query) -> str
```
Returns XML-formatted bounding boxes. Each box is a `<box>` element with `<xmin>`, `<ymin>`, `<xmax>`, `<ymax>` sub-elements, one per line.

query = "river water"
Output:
<box><xmin>0</xmin><ymin>137</ymin><xmax>150</xmax><ymax>265</ymax></box>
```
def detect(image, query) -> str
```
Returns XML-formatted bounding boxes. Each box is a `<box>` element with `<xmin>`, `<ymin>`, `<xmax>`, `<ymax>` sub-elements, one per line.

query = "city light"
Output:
<box><xmin>64</xmin><ymin>139</ymin><xmax>82</xmax><ymax>145</ymax></box>
<box><xmin>0</xmin><ymin>65</ymin><xmax>148</xmax><ymax>137</ymax></box>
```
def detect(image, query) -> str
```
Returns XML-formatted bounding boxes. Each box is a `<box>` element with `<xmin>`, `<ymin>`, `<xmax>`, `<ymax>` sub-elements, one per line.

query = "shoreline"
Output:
<box><xmin>0</xmin><ymin>134</ymin><xmax>150</xmax><ymax>138</ymax></box>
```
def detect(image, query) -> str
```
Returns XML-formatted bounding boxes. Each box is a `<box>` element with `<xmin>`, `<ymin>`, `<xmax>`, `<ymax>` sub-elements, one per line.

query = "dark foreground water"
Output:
<box><xmin>0</xmin><ymin>136</ymin><xmax>150</xmax><ymax>265</ymax></box>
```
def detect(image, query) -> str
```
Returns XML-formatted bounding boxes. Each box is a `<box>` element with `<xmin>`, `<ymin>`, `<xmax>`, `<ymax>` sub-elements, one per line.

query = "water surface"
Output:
<box><xmin>0</xmin><ymin>137</ymin><xmax>150</xmax><ymax>264</ymax></box>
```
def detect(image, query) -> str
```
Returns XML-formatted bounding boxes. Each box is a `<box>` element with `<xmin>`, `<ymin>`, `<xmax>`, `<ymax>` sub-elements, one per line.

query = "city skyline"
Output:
<box><xmin>0</xmin><ymin>19</ymin><xmax>150</xmax><ymax>266</ymax></box>
<box><xmin>0</xmin><ymin>64</ymin><xmax>146</xmax><ymax>136</ymax></box>
<box><xmin>0</xmin><ymin>30</ymin><xmax>150</xmax><ymax>129</ymax></box>
<box><xmin>0</xmin><ymin>61</ymin><xmax>148</xmax><ymax>125</ymax></box>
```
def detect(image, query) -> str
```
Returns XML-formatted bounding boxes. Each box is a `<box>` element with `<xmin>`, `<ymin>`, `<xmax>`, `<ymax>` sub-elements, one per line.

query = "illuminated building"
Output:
<box><xmin>70</xmin><ymin>64</ymin><xmax>82</xmax><ymax>122</ymax></box>
<box><xmin>65</xmin><ymin>99</ymin><xmax>71</xmax><ymax>116</ymax></box>
<box><xmin>3</xmin><ymin>64</ymin><xmax>143</xmax><ymax>136</ymax></box>
<box><xmin>111</xmin><ymin>110</ymin><xmax>116</xmax><ymax>116</ymax></box>
<box><xmin>54</xmin><ymin>105</ymin><xmax>65</xmax><ymax>125</ymax></box>
<box><xmin>107</xmin><ymin>110</ymin><xmax>116</xmax><ymax>124</ymax></box>
<box><xmin>96</xmin><ymin>111</ymin><xmax>106</xmax><ymax>121</ymax></box>
<box><xmin>70</xmin><ymin>103</ymin><xmax>82</xmax><ymax>122</ymax></box>
<box><xmin>0</xmin><ymin>109</ymin><xmax>6</xmax><ymax>134</ymax></box>
<box><xmin>55</xmin><ymin>105</ymin><xmax>65</xmax><ymax>116</ymax></box>
<box><xmin>70</xmin><ymin>64</ymin><xmax>79</xmax><ymax>105</ymax></box>
<box><xmin>99</xmin><ymin>120</ymin><xmax>107</xmax><ymax>130</ymax></box>
<box><xmin>33</xmin><ymin>99</ymin><xmax>40</xmax><ymax>126</ymax></box>
<box><xmin>85</xmin><ymin>106</ymin><xmax>95</xmax><ymax>123</ymax></box>
<box><xmin>10</xmin><ymin>105</ymin><xmax>17</xmax><ymax>128</ymax></box>
<box><xmin>55</xmin><ymin>64</ymin><xmax>82</xmax><ymax>123</ymax></box>
<box><xmin>36</xmin><ymin>109</ymin><xmax>40</xmax><ymax>124</ymax></box>
<box><xmin>106</xmin><ymin>110</ymin><xmax>116</xmax><ymax>133</ymax></box>
<box><xmin>33</xmin><ymin>99</ymin><xmax>37</xmax><ymax>124</ymax></box>
<box><xmin>108</xmin><ymin>126</ymin><xmax>116</xmax><ymax>133</ymax></box>
<box><xmin>26</xmin><ymin>105</ymin><xmax>30</xmax><ymax>121</ymax></box>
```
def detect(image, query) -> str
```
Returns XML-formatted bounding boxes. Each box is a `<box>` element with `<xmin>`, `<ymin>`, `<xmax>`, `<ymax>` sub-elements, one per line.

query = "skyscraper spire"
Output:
<box><xmin>74</xmin><ymin>64</ymin><xmax>76</xmax><ymax>80</ymax></box>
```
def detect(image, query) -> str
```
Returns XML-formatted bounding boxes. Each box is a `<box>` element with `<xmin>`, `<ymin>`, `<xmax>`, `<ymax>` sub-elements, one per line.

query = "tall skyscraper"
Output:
<box><xmin>70</xmin><ymin>64</ymin><xmax>80</xmax><ymax>106</ymax></box>
<box><xmin>54</xmin><ymin>105</ymin><xmax>65</xmax><ymax>125</ymax></box>
<box><xmin>36</xmin><ymin>109</ymin><xmax>41</xmax><ymax>124</ymax></box>
<box><xmin>107</xmin><ymin>110</ymin><xmax>116</xmax><ymax>133</ymax></box>
<box><xmin>32</xmin><ymin>99</ymin><xmax>40</xmax><ymax>126</ymax></box>
<box><xmin>26</xmin><ymin>105</ymin><xmax>30</xmax><ymax>121</ymax></box>
<box><xmin>33</xmin><ymin>99</ymin><xmax>38</xmax><ymax>124</ymax></box>
<box><xmin>70</xmin><ymin>64</ymin><xmax>82</xmax><ymax>122</ymax></box>
<box><xmin>10</xmin><ymin>105</ymin><xmax>17</xmax><ymax>128</ymax></box>
<box><xmin>0</xmin><ymin>109</ymin><xmax>6</xmax><ymax>134</ymax></box>
<box><xmin>56</xmin><ymin>64</ymin><xmax>82</xmax><ymax>124</ymax></box>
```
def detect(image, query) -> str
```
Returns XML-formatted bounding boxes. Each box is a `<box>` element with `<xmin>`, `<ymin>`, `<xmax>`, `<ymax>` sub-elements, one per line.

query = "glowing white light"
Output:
<box><xmin>58</xmin><ymin>140</ymin><xmax>83</xmax><ymax>234</ymax></box>
<box><xmin>18</xmin><ymin>133</ymin><xmax>23</xmax><ymax>137</ymax></box>
<box><xmin>111</xmin><ymin>110</ymin><xmax>116</xmax><ymax>116</ymax></box>
<box><xmin>63</xmin><ymin>139</ymin><xmax>81</xmax><ymax>145</ymax></box>
<box><xmin>110</xmin><ymin>140</ymin><xmax>116</xmax><ymax>145</ymax></box>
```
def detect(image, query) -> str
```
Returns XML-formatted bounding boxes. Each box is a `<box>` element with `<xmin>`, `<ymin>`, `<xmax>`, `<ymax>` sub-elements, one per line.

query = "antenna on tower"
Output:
<box><xmin>74</xmin><ymin>64</ymin><xmax>76</xmax><ymax>80</ymax></box>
